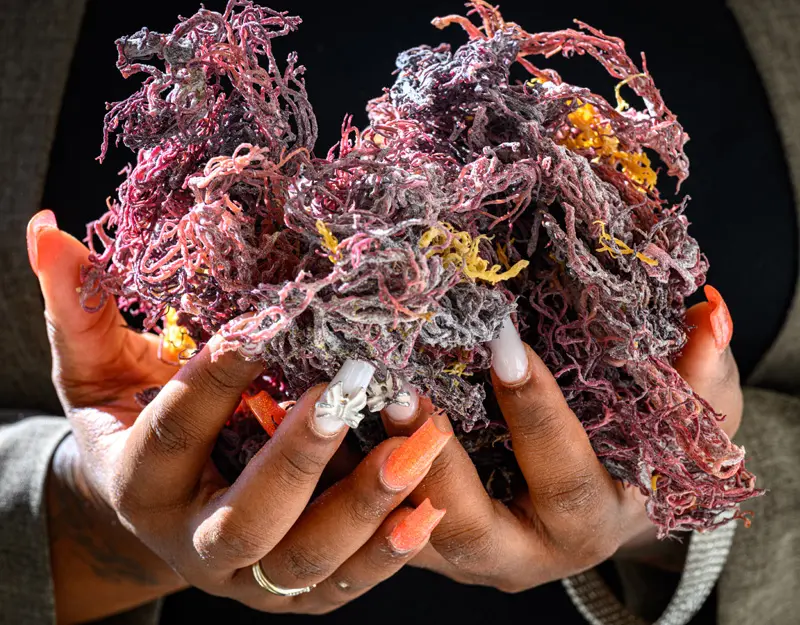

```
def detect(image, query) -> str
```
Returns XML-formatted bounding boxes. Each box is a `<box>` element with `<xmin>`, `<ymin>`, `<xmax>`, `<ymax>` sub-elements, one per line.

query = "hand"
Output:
<box><xmin>377</xmin><ymin>292</ymin><xmax>741</xmax><ymax>591</ymax></box>
<box><xmin>29</xmin><ymin>211</ymin><xmax>450</xmax><ymax>621</ymax></box>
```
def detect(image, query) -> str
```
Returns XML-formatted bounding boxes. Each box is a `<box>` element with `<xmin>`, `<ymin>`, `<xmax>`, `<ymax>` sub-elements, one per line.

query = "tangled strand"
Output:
<box><xmin>85</xmin><ymin>0</ymin><xmax>760</xmax><ymax>536</ymax></box>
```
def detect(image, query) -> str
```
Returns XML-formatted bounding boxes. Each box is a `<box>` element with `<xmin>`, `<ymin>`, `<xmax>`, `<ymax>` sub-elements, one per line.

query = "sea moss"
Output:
<box><xmin>83</xmin><ymin>0</ymin><xmax>760</xmax><ymax>536</ymax></box>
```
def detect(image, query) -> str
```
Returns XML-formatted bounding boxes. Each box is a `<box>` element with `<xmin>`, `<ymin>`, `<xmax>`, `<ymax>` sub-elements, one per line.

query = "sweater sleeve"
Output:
<box><xmin>563</xmin><ymin>381</ymin><xmax>800</xmax><ymax>625</ymax></box>
<box><xmin>563</xmin><ymin>523</ymin><xmax>736</xmax><ymax>625</ymax></box>
<box><xmin>0</xmin><ymin>414</ymin><xmax>161</xmax><ymax>625</ymax></box>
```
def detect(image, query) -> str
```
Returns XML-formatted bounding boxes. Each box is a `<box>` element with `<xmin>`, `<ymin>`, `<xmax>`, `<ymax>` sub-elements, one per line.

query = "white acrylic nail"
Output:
<box><xmin>383</xmin><ymin>383</ymin><xmax>419</xmax><ymax>424</ymax></box>
<box><xmin>314</xmin><ymin>359</ymin><xmax>376</xmax><ymax>435</ymax></box>
<box><xmin>488</xmin><ymin>317</ymin><xmax>529</xmax><ymax>385</ymax></box>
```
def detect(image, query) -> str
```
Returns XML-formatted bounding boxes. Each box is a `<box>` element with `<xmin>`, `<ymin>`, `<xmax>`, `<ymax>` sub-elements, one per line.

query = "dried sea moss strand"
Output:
<box><xmin>84</xmin><ymin>0</ymin><xmax>761</xmax><ymax>536</ymax></box>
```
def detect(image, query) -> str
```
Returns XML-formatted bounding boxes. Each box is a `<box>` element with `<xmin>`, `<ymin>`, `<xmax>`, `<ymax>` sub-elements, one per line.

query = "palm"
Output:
<box><xmin>54</xmin><ymin>310</ymin><xmax>176</xmax><ymax>423</ymax></box>
<box><xmin>35</xmin><ymin>226</ymin><xmax>183</xmax><ymax>497</ymax></box>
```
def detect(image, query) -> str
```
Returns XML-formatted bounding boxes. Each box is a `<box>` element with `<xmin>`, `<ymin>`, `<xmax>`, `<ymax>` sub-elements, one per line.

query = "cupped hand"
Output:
<box><xmin>379</xmin><ymin>292</ymin><xmax>742</xmax><ymax>591</ymax></box>
<box><xmin>30</xmin><ymin>211</ymin><xmax>450</xmax><ymax>619</ymax></box>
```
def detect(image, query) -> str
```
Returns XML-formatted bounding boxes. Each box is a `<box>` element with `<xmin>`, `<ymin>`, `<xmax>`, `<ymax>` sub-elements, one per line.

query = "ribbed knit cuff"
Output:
<box><xmin>563</xmin><ymin>522</ymin><xmax>736</xmax><ymax>625</ymax></box>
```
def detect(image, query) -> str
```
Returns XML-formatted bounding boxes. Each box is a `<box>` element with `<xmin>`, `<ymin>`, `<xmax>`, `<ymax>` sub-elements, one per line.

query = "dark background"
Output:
<box><xmin>42</xmin><ymin>1</ymin><xmax>796</xmax><ymax>623</ymax></box>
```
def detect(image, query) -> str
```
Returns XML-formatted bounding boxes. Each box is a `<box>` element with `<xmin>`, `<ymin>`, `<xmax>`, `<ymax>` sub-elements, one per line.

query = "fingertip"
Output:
<box><xmin>26</xmin><ymin>210</ymin><xmax>58</xmax><ymax>277</ymax></box>
<box><xmin>678</xmin><ymin>286</ymin><xmax>733</xmax><ymax>376</ymax></box>
<box><xmin>490</xmin><ymin>343</ymin><xmax>553</xmax><ymax>398</ymax></box>
<box><xmin>381</xmin><ymin>388</ymin><xmax>428</xmax><ymax>436</ymax></box>
<box><xmin>703</xmin><ymin>285</ymin><xmax>733</xmax><ymax>352</ymax></box>
<box><xmin>34</xmin><ymin>226</ymin><xmax>119</xmax><ymax>336</ymax></box>
<box><xmin>36</xmin><ymin>227</ymin><xmax>91</xmax><ymax>284</ymax></box>
<box><xmin>388</xmin><ymin>498</ymin><xmax>447</xmax><ymax>554</ymax></box>
<box><xmin>488</xmin><ymin>316</ymin><xmax>530</xmax><ymax>386</ymax></box>
<box><xmin>382</xmin><ymin>381</ymin><xmax>420</xmax><ymax>426</ymax></box>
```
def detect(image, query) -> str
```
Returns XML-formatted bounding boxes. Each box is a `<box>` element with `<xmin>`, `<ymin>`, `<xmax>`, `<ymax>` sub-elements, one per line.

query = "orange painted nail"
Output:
<box><xmin>26</xmin><ymin>210</ymin><xmax>58</xmax><ymax>277</ymax></box>
<box><xmin>244</xmin><ymin>391</ymin><xmax>286</xmax><ymax>437</ymax></box>
<box><xmin>381</xmin><ymin>417</ymin><xmax>452</xmax><ymax>491</ymax></box>
<box><xmin>704</xmin><ymin>285</ymin><xmax>733</xmax><ymax>352</ymax></box>
<box><xmin>389</xmin><ymin>499</ymin><xmax>446</xmax><ymax>553</ymax></box>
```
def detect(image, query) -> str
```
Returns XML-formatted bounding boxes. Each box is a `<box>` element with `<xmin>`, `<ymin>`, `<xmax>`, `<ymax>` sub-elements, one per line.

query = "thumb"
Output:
<box><xmin>27</xmin><ymin>210</ymin><xmax>126</xmax><ymax>362</ymax></box>
<box><xmin>674</xmin><ymin>285</ymin><xmax>742</xmax><ymax>437</ymax></box>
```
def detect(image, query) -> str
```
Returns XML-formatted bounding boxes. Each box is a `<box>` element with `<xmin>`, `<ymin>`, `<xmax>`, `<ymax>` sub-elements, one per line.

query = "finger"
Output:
<box><xmin>118</xmin><ymin>335</ymin><xmax>264</xmax><ymax>508</ymax></box>
<box><xmin>675</xmin><ymin>285</ymin><xmax>742</xmax><ymax>436</ymax></box>
<box><xmin>312</xmin><ymin>500</ymin><xmax>445</xmax><ymax>609</ymax></box>
<box><xmin>30</xmin><ymin>212</ymin><xmax>126</xmax><ymax>361</ymax></box>
<box><xmin>378</xmin><ymin>377</ymin><xmax>422</xmax><ymax>433</ymax></box>
<box><xmin>190</xmin><ymin>361</ymin><xmax>380</xmax><ymax>570</ymax></box>
<box><xmin>488</xmin><ymin>317</ymin><xmax>624</xmax><ymax>558</ymax></box>
<box><xmin>252</xmin><ymin>419</ymin><xmax>450</xmax><ymax>589</ymax></box>
<box><xmin>230</xmin><ymin>501</ymin><xmax>445</xmax><ymax>614</ymax></box>
<box><xmin>384</xmin><ymin>399</ymin><xmax>532</xmax><ymax>579</ymax></box>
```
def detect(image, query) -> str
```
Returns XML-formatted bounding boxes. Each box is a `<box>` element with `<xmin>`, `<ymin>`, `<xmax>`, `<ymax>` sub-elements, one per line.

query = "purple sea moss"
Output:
<box><xmin>83</xmin><ymin>0</ymin><xmax>760</xmax><ymax>536</ymax></box>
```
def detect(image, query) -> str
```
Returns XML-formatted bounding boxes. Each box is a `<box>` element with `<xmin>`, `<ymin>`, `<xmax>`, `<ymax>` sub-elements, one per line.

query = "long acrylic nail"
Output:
<box><xmin>389</xmin><ymin>499</ymin><xmax>446</xmax><ymax>554</ymax></box>
<box><xmin>244</xmin><ymin>391</ymin><xmax>286</xmax><ymax>437</ymax></box>
<box><xmin>381</xmin><ymin>418</ymin><xmax>452</xmax><ymax>490</ymax></box>
<box><xmin>488</xmin><ymin>316</ymin><xmax>529</xmax><ymax>385</ymax></box>
<box><xmin>313</xmin><ymin>359</ymin><xmax>375</xmax><ymax>436</ymax></box>
<box><xmin>704</xmin><ymin>285</ymin><xmax>733</xmax><ymax>352</ymax></box>
<box><xmin>26</xmin><ymin>210</ymin><xmax>58</xmax><ymax>277</ymax></box>
<box><xmin>383</xmin><ymin>382</ymin><xmax>419</xmax><ymax>424</ymax></box>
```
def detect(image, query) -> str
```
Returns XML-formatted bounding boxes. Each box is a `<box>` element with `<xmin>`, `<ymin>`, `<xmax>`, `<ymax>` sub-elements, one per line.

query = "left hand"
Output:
<box><xmin>380</xmin><ymin>294</ymin><xmax>742</xmax><ymax>591</ymax></box>
<box><xmin>29</xmin><ymin>211</ymin><xmax>448</xmax><ymax>622</ymax></box>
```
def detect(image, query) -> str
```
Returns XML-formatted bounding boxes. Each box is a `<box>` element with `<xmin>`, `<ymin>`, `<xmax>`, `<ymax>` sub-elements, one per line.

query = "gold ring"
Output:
<box><xmin>251</xmin><ymin>560</ymin><xmax>315</xmax><ymax>597</ymax></box>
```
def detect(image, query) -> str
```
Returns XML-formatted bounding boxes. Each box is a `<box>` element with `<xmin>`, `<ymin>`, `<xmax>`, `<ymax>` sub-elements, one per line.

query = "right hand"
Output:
<box><xmin>30</xmin><ymin>210</ymin><xmax>450</xmax><ymax>617</ymax></box>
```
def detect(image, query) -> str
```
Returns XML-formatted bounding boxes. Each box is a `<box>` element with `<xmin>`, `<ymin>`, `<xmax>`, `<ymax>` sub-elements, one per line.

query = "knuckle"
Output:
<box><xmin>194</xmin><ymin>513</ymin><xmax>267</xmax><ymax>566</ymax></box>
<box><xmin>280</xmin><ymin>544</ymin><xmax>337</xmax><ymax>584</ymax></box>
<box><xmin>144</xmin><ymin>411</ymin><xmax>206</xmax><ymax>459</ymax></box>
<box><xmin>431</xmin><ymin>516</ymin><xmax>497</xmax><ymax>571</ymax></box>
<box><xmin>537</xmin><ymin>469</ymin><xmax>602</xmax><ymax>517</ymax></box>
<box><xmin>418</xmin><ymin>448</ymin><xmax>457</xmax><ymax>491</ymax></box>
<box><xmin>274</xmin><ymin>447</ymin><xmax>325</xmax><ymax>490</ymax></box>
<box><xmin>516</xmin><ymin>401</ymin><xmax>569</xmax><ymax>453</ymax></box>
<box><xmin>195</xmin><ymin>362</ymin><xmax>245</xmax><ymax>397</ymax></box>
<box><xmin>344</xmin><ymin>488</ymin><xmax>388</xmax><ymax>528</ymax></box>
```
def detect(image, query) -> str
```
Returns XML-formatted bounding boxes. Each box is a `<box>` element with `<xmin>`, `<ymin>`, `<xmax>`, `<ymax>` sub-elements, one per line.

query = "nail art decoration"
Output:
<box><xmin>314</xmin><ymin>359</ymin><xmax>375</xmax><ymax>433</ymax></box>
<box><xmin>315</xmin><ymin>381</ymin><xmax>368</xmax><ymax>428</ymax></box>
<box><xmin>367</xmin><ymin>374</ymin><xmax>411</xmax><ymax>413</ymax></box>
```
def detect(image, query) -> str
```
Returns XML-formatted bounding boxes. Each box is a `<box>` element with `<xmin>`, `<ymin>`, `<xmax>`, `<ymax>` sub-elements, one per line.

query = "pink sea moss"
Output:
<box><xmin>84</xmin><ymin>0</ymin><xmax>760</xmax><ymax>536</ymax></box>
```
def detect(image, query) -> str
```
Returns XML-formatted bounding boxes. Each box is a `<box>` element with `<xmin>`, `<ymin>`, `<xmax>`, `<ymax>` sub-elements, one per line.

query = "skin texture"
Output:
<box><xmin>30</xmin><ymin>216</ymin><xmax>447</xmax><ymax>623</ymax></box>
<box><xmin>382</xmin><ymin>296</ymin><xmax>742</xmax><ymax>589</ymax></box>
<box><xmin>29</xmin><ymin>211</ymin><xmax>743</xmax><ymax>618</ymax></box>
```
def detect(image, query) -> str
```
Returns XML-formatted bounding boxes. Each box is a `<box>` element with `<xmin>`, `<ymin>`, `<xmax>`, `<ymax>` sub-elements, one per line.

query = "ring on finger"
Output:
<box><xmin>252</xmin><ymin>560</ymin><xmax>316</xmax><ymax>597</ymax></box>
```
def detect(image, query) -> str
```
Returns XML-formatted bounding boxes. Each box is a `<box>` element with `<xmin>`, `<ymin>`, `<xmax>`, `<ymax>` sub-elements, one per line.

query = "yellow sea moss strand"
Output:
<box><xmin>419</xmin><ymin>224</ymin><xmax>529</xmax><ymax>284</ymax></box>
<box><xmin>443</xmin><ymin>362</ymin><xmax>469</xmax><ymax>376</ymax></box>
<box><xmin>316</xmin><ymin>219</ymin><xmax>339</xmax><ymax>262</ymax></box>
<box><xmin>614</xmin><ymin>73</ymin><xmax>647</xmax><ymax>112</ymax></box>
<box><xmin>161</xmin><ymin>307</ymin><xmax>197</xmax><ymax>365</ymax></box>
<box><xmin>593</xmin><ymin>220</ymin><xmax>658</xmax><ymax>267</ymax></box>
<box><xmin>561</xmin><ymin>103</ymin><xmax>657</xmax><ymax>191</ymax></box>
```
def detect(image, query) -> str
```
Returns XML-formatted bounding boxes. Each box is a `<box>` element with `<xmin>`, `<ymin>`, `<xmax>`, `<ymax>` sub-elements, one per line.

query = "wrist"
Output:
<box><xmin>47</xmin><ymin>434</ymin><xmax>186</xmax><ymax>624</ymax></box>
<box><xmin>50</xmin><ymin>433</ymin><xmax>114</xmax><ymax>521</ymax></box>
